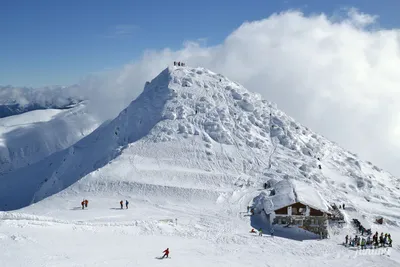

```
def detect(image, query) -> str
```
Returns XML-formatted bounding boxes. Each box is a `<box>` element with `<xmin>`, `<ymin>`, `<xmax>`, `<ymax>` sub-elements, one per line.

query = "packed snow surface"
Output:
<box><xmin>1</xmin><ymin>66</ymin><xmax>400</xmax><ymax>266</ymax></box>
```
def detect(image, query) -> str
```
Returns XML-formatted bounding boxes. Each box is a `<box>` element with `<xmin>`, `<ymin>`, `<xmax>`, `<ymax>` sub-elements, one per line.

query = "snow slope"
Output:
<box><xmin>1</xmin><ymin>66</ymin><xmax>400</xmax><ymax>266</ymax></box>
<box><xmin>0</xmin><ymin>101</ymin><xmax>100</xmax><ymax>175</ymax></box>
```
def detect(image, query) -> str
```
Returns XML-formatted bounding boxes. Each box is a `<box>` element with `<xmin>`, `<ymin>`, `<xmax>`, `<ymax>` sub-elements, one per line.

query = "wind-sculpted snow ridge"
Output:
<box><xmin>0</xmin><ymin>66</ymin><xmax>399</xmax><ymax>234</ymax></box>
<box><xmin>0</xmin><ymin>101</ymin><xmax>99</xmax><ymax>175</ymax></box>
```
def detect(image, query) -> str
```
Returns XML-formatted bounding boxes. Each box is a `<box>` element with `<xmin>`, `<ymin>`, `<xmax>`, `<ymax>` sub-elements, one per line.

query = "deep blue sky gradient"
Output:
<box><xmin>1</xmin><ymin>0</ymin><xmax>398</xmax><ymax>86</ymax></box>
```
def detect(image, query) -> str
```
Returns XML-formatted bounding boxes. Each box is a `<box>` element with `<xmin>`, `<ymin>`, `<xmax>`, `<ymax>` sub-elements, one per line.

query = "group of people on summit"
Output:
<box><xmin>173</xmin><ymin>61</ymin><xmax>185</xmax><ymax>66</ymax></box>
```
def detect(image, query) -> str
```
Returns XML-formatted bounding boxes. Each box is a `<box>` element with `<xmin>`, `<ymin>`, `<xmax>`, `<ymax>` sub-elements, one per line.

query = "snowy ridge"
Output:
<box><xmin>1</xmin><ymin>66</ymin><xmax>400</xmax><ymax>266</ymax></box>
<box><xmin>0</xmin><ymin>101</ymin><xmax>99</xmax><ymax>175</ymax></box>
<box><xmin>0</xmin><ymin>85</ymin><xmax>83</xmax><ymax>109</ymax></box>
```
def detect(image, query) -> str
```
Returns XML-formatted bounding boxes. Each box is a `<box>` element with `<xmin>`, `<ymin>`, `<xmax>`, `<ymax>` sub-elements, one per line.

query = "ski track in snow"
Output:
<box><xmin>0</xmin><ymin>66</ymin><xmax>400</xmax><ymax>266</ymax></box>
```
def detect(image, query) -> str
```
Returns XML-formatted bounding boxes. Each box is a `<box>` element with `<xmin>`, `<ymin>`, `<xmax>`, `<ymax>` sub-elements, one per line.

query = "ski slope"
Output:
<box><xmin>1</xmin><ymin>66</ymin><xmax>400</xmax><ymax>266</ymax></box>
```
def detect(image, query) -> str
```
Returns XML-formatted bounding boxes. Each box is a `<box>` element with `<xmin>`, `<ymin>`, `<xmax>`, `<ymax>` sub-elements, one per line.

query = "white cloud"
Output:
<box><xmin>80</xmin><ymin>9</ymin><xmax>400</xmax><ymax>176</ymax></box>
<box><xmin>345</xmin><ymin>7</ymin><xmax>378</xmax><ymax>27</ymax></box>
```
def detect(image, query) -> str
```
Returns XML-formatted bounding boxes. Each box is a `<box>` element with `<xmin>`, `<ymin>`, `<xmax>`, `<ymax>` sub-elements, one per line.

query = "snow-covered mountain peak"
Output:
<box><xmin>140</xmin><ymin>66</ymin><xmax>321</xmax><ymax>161</ymax></box>
<box><xmin>134</xmin><ymin>66</ymin><xmax>272</xmax><ymax>146</ymax></box>
<box><xmin>1</xmin><ymin>66</ymin><xmax>400</xmax><ymax>234</ymax></box>
<box><xmin>2</xmin><ymin>66</ymin><xmax>400</xmax><ymax>267</ymax></box>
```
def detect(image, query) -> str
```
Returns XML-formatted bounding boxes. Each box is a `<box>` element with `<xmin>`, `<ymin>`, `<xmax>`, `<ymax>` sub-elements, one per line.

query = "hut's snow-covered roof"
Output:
<box><xmin>262</xmin><ymin>180</ymin><xmax>330</xmax><ymax>214</ymax></box>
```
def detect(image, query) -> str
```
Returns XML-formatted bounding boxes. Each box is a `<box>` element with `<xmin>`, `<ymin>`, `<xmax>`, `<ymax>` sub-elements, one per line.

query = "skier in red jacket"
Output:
<box><xmin>162</xmin><ymin>248</ymin><xmax>169</xmax><ymax>258</ymax></box>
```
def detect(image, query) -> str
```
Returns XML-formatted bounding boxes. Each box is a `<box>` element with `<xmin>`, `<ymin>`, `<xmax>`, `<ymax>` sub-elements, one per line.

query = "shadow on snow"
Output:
<box><xmin>250</xmin><ymin>213</ymin><xmax>320</xmax><ymax>241</ymax></box>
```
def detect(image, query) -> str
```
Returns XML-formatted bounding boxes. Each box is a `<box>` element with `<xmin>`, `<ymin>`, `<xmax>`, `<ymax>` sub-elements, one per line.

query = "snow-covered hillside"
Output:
<box><xmin>0</xmin><ymin>85</ymin><xmax>83</xmax><ymax>117</ymax></box>
<box><xmin>0</xmin><ymin>101</ymin><xmax>100</xmax><ymax>175</ymax></box>
<box><xmin>1</xmin><ymin>66</ymin><xmax>399</xmax><ymax>266</ymax></box>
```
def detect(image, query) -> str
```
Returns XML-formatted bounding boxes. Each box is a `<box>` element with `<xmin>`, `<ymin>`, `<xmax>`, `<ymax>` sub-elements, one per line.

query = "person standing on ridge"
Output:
<box><xmin>120</xmin><ymin>200</ymin><xmax>123</xmax><ymax>209</ymax></box>
<box><xmin>125</xmin><ymin>200</ymin><xmax>129</xmax><ymax>209</ymax></box>
<box><xmin>161</xmin><ymin>248</ymin><xmax>169</xmax><ymax>258</ymax></box>
<box><xmin>259</xmin><ymin>228</ymin><xmax>263</xmax><ymax>236</ymax></box>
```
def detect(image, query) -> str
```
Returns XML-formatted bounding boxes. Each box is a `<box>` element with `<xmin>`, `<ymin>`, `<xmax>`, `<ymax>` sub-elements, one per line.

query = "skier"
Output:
<box><xmin>367</xmin><ymin>236</ymin><xmax>371</xmax><ymax>247</ymax></box>
<box><xmin>259</xmin><ymin>228</ymin><xmax>263</xmax><ymax>237</ymax></box>
<box><xmin>343</xmin><ymin>203</ymin><xmax>345</xmax><ymax>209</ymax></box>
<box><xmin>81</xmin><ymin>200</ymin><xmax>85</xmax><ymax>209</ymax></box>
<box><xmin>250</xmin><ymin>228</ymin><xmax>256</xmax><ymax>234</ymax></box>
<box><xmin>388</xmin><ymin>235</ymin><xmax>392</xmax><ymax>247</ymax></box>
<box><xmin>379</xmin><ymin>233</ymin><xmax>384</xmax><ymax>247</ymax></box>
<box><xmin>270</xmin><ymin>228</ymin><xmax>274</xmax><ymax>237</ymax></box>
<box><xmin>345</xmin><ymin>235</ymin><xmax>349</xmax><ymax>245</ymax></box>
<box><xmin>173</xmin><ymin>61</ymin><xmax>176</xmax><ymax>66</ymax></box>
<box><xmin>373</xmin><ymin>233</ymin><xmax>378</xmax><ymax>248</ymax></box>
<box><xmin>161</xmin><ymin>248</ymin><xmax>169</xmax><ymax>259</ymax></box>
<box><xmin>125</xmin><ymin>200</ymin><xmax>129</xmax><ymax>209</ymax></box>
<box><xmin>84</xmin><ymin>199</ymin><xmax>88</xmax><ymax>208</ymax></box>
<box><xmin>349</xmin><ymin>236</ymin><xmax>353</xmax><ymax>246</ymax></box>
<box><xmin>120</xmin><ymin>200</ymin><xmax>123</xmax><ymax>209</ymax></box>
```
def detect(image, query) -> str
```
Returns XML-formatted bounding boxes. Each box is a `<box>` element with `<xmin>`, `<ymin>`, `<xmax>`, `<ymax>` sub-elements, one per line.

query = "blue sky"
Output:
<box><xmin>0</xmin><ymin>0</ymin><xmax>398</xmax><ymax>87</ymax></box>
